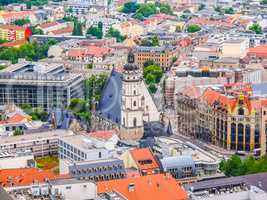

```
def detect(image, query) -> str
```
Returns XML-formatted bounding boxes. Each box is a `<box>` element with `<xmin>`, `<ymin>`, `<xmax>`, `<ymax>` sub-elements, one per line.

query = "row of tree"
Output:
<box><xmin>0</xmin><ymin>39</ymin><xmax>57</xmax><ymax>63</ymax></box>
<box><xmin>86</xmin><ymin>22</ymin><xmax>125</xmax><ymax>42</ymax></box>
<box><xmin>220</xmin><ymin>155</ymin><xmax>267</xmax><ymax>176</ymax></box>
<box><xmin>21</xmin><ymin>104</ymin><xmax>48</xmax><ymax>122</ymax></box>
<box><xmin>122</xmin><ymin>2</ymin><xmax>173</xmax><ymax>20</ymax></box>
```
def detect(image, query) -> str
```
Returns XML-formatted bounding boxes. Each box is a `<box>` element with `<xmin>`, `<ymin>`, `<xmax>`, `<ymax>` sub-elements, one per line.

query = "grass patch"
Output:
<box><xmin>36</xmin><ymin>156</ymin><xmax>59</xmax><ymax>171</ymax></box>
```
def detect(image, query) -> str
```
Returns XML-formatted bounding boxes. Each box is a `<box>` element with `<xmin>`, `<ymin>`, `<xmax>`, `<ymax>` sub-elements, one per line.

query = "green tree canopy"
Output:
<box><xmin>122</xmin><ymin>1</ymin><xmax>140</xmax><ymax>13</ymax></box>
<box><xmin>13</xmin><ymin>18</ymin><xmax>30</xmax><ymax>26</ymax></box>
<box><xmin>249</xmin><ymin>23</ymin><xmax>263</xmax><ymax>34</ymax></box>
<box><xmin>187</xmin><ymin>24</ymin><xmax>201</xmax><ymax>33</ymax></box>
<box><xmin>224</xmin><ymin>7</ymin><xmax>234</xmax><ymax>14</ymax></box>
<box><xmin>260</xmin><ymin>0</ymin><xmax>267</xmax><ymax>5</ymax></box>
<box><xmin>87</xmin><ymin>22</ymin><xmax>103</xmax><ymax>39</ymax></box>
<box><xmin>220</xmin><ymin>155</ymin><xmax>267</xmax><ymax>177</ymax></box>
<box><xmin>72</xmin><ymin>21</ymin><xmax>83</xmax><ymax>36</ymax></box>
<box><xmin>144</xmin><ymin>64</ymin><xmax>163</xmax><ymax>83</ymax></box>
<box><xmin>106</xmin><ymin>27</ymin><xmax>125</xmax><ymax>42</ymax></box>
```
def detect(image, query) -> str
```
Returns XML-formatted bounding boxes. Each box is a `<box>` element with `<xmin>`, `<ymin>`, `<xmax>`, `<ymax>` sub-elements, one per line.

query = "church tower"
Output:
<box><xmin>120</xmin><ymin>51</ymin><xmax>144</xmax><ymax>140</ymax></box>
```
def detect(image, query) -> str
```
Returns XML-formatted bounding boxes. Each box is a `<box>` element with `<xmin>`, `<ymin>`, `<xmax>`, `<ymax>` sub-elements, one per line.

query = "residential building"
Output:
<box><xmin>160</xmin><ymin>156</ymin><xmax>196</xmax><ymax>182</ymax></box>
<box><xmin>120</xmin><ymin>148</ymin><xmax>160</xmax><ymax>175</ymax></box>
<box><xmin>0</xmin><ymin>168</ymin><xmax>66</xmax><ymax>188</ymax></box>
<box><xmin>0</xmin><ymin>151</ymin><xmax>34</xmax><ymax>169</ymax></box>
<box><xmin>0</xmin><ymin>129</ymin><xmax>74</xmax><ymax>157</ymax></box>
<box><xmin>0</xmin><ymin>25</ymin><xmax>31</xmax><ymax>41</ymax></box>
<box><xmin>221</xmin><ymin>38</ymin><xmax>249</xmax><ymax>58</ymax></box>
<box><xmin>58</xmin><ymin>134</ymin><xmax>110</xmax><ymax>162</ymax></box>
<box><xmin>185</xmin><ymin>173</ymin><xmax>267</xmax><ymax>200</ymax></box>
<box><xmin>49</xmin><ymin>178</ymin><xmax>97</xmax><ymax>200</ymax></box>
<box><xmin>0</xmin><ymin>11</ymin><xmax>37</xmax><ymax>24</ymax></box>
<box><xmin>65</xmin><ymin>158</ymin><xmax>126</xmax><ymax>181</ymax></box>
<box><xmin>86</xmin><ymin>130</ymin><xmax>119</xmax><ymax>151</ymax></box>
<box><xmin>153</xmin><ymin>137</ymin><xmax>221</xmax><ymax>182</ymax></box>
<box><xmin>134</xmin><ymin>46</ymin><xmax>177</xmax><ymax>71</ymax></box>
<box><xmin>66</xmin><ymin>46</ymin><xmax>112</xmax><ymax>63</ymax></box>
<box><xmin>97</xmin><ymin>173</ymin><xmax>189</xmax><ymax>200</ymax></box>
<box><xmin>0</xmin><ymin>61</ymin><xmax>84</xmax><ymax>111</ymax></box>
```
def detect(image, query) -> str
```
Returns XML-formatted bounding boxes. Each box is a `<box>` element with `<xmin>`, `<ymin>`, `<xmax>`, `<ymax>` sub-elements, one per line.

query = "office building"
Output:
<box><xmin>0</xmin><ymin>61</ymin><xmax>84</xmax><ymax>111</ymax></box>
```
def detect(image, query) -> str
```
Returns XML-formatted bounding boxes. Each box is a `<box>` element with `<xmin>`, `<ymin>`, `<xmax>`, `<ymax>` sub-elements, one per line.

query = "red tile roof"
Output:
<box><xmin>0</xmin><ymin>39</ymin><xmax>27</xmax><ymax>47</ymax></box>
<box><xmin>50</xmin><ymin>26</ymin><xmax>73</xmax><ymax>35</ymax></box>
<box><xmin>188</xmin><ymin>17</ymin><xmax>232</xmax><ymax>28</ymax></box>
<box><xmin>247</xmin><ymin>45</ymin><xmax>267</xmax><ymax>57</ymax></box>
<box><xmin>130</xmin><ymin>148</ymin><xmax>159</xmax><ymax>174</ymax></box>
<box><xmin>39</xmin><ymin>21</ymin><xmax>59</xmax><ymax>29</ymax></box>
<box><xmin>87</xmin><ymin>130</ymin><xmax>117</xmax><ymax>141</ymax></box>
<box><xmin>0</xmin><ymin>113</ymin><xmax>28</xmax><ymax>125</ymax></box>
<box><xmin>68</xmin><ymin>46</ymin><xmax>111</xmax><ymax>58</ymax></box>
<box><xmin>0</xmin><ymin>11</ymin><xmax>34</xmax><ymax>20</ymax></box>
<box><xmin>0</xmin><ymin>24</ymin><xmax>26</xmax><ymax>32</ymax></box>
<box><xmin>0</xmin><ymin>168</ymin><xmax>68</xmax><ymax>187</ymax></box>
<box><xmin>97</xmin><ymin>173</ymin><xmax>188</xmax><ymax>200</ymax></box>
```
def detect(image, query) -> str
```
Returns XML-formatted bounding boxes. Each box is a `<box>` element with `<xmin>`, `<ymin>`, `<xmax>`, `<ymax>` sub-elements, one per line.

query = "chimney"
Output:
<box><xmin>128</xmin><ymin>183</ymin><xmax>135</xmax><ymax>192</ymax></box>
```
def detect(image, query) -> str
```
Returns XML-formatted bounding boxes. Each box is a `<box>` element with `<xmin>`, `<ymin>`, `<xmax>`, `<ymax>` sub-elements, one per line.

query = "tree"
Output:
<box><xmin>144</xmin><ymin>64</ymin><xmax>163</xmax><ymax>83</ymax></box>
<box><xmin>148</xmin><ymin>83</ymin><xmax>157</xmax><ymax>94</ymax></box>
<box><xmin>143</xmin><ymin>60</ymin><xmax>154</xmax><ymax>68</ymax></box>
<box><xmin>122</xmin><ymin>2</ymin><xmax>140</xmax><ymax>13</ymax></box>
<box><xmin>26</xmin><ymin>1</ymin><xmax>31</xmax><ymax>9</ymax></box>
<box><xmin>187</xmin><ymin>24</ymin><xmax>201</xmax><ymax>33</ymax></box>
<box><xmin>14</xmin><ymin>128</ymin><xmax>23</xmax><ymax>136</ymax></box>
<box><xmin>224</xmin><ymin>7</ymin><xmax>234</xmax><ymax>14</ymax></box>
<box><xmin>106</xmin><ymin>27</ymin><xmax>125</xmax><ymax>42</ymax></box>
<box><xmin>87</xmin><ymin>22</ymin><xmax>103</xmax><ymax>39</ymax></box>
<box><xmin>151</xmin><ymin>36</ymin><xmax>159</xmax><ymax>46</ymax></box>
<box><xmin>260</xmin><ymin>0</ymin><xmax>267</xmax><ymax>5</ymax></box>
<box><xmin>13</xmin><ymin>18</ymin><xmax>30</xmax><ymax>26</ymax></box>
<box><xmin>30</xmin><ymin>26</ymin><xmax>44</xmax><ymax>35</ymax></box>
<box><xmin>145</xmin><ymin>73</ymin><xmax>155</xmax><ymax>84</ymax></box>
<box><xmin>198</xmin><ymin>4</ymin><xmax>205</xmax><ymax>11</ymax></box>
<box><xmin>158</xmin><ymin>3</ymin><xmax>173</xmax><ymax>15</ymax></box>
<box><xmin>219</xmin><ymin>155</ymin><xmax>267</xmax><ymax>177</ymax></box>
<box><xmin>249</xmin><ymin>23</ymin><xmax>263</xmax><ymax>34</ymax></box>
<box><xmin>72</xmin><ymin>21</ymin><xmax>83</xmax><ymax>36</ymax></box>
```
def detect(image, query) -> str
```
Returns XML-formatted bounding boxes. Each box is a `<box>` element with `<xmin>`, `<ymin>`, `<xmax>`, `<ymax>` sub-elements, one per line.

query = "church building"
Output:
<box><xmin>92</xmin><ymin>51</ymin><xmax>172</xmax><ymax>140</ymax></box>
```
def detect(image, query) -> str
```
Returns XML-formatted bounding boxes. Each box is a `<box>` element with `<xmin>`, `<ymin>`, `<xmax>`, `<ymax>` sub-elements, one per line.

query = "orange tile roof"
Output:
<box><xmin>97</xmin><ymin>173</ymin><xmax>188</xmax><ymax>200</ymax></box>
<box><xmin>68</xmin><ymin>46</ymin><xmax>111</xmax><ymax>58</ymax></box>
<box><xmin>130</xmin><ymin>148</ymin><xmax>159</xmax><ymax>174</ymax></box>
<box><xmin>0</xmin><ymin>168</ymin><xmax>68</xmax><ymax>187</ymax></box>
<box><xmin>0</xmin><ymin>113</ymin><xmax>28</xmax><ymax>125</ymax></box>
<box><xmin>247</xmin><ymin>45</ymin><xmax>267</xmax><ymax>56</ymax></box>
<box><xmin>39</xmin><ymin>21</ymin><xmax>59</xmax><ymax>29</ymax></box>
<box><xmin>0</xmin><ymin>24</ymin><xmax>26</xmax><ymax>32</ymax></box>
<box><xmin>1</xmin><ymin>39</ymin><xmax>27</xmax><ymax>47</ymax></box>
<box><xmin>51</xmin><ymin>26</ymin><xmax>73</xmax><ymax>35</ymax></box>
<box><xmin>87</xmin><ymin>130</ymin><xmax>117</xmax><ymax>141</ymax></box>
<box><xmin>0</xmin><ymin>11</ymin><xmax>34</xmax><ymax>20</ymax></box>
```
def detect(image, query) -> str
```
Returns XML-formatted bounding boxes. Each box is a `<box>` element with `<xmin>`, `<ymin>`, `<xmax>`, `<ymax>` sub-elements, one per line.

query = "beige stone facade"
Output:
<box><xmin>176</xmin><ymin>86</ymin><xmax>267</xmax><ymax>155</ymax></box>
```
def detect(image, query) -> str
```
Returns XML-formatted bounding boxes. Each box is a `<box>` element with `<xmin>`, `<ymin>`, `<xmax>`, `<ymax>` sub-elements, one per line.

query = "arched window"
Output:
<box><xmin>231</xmin><ymin>123</ymin><xmax>236</xmax><ymax>150</ymax></box>
<box><xmin>238</xmin><ymin>123</ymin><xmax>244</xmax><ymax>150</ymax></box>
<box><xmin>123</xmin><ymin>117</ymin><xmax>125</xmax><ymax>126</ymax></box>
<box><xmin>133</xmin><ymin>90</ymin><xmax>136</xmax><ymax>95</ymax></box>
<box><xmin>133</xmin><ymin>118</ymin><xmax>137</xmax><ymax>127</ymax></box>
<box><xmin>245</xmin><ymin>124</ymin><xmax>250</xmax><ymax>151</ymax></box>
<box><xmin>133</xmin><ymin>101</ymin><xmax>136</xmax><ymax>107</ymax></box>
<box><xmin>238</xmin><ymin>108</ymin><xmax>244</xmax><ymax>115</ymax></box>
<box><xmin>255</xmin><ymin>124</ymin><xmax>260</xmax><ymax>148</ymax></box>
